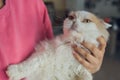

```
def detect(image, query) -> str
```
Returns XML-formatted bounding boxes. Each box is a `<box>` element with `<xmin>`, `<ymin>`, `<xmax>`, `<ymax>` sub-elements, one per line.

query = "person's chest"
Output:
<box><xmin>0</xmin><ymin>0</ymin><xmax>46</xmax><ymax>64</ymax></box>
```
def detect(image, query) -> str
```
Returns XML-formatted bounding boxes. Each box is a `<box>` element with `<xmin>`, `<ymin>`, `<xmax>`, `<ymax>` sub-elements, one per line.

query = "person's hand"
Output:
<box><xmin>72</xmin><ymin>36</ymin><xmax>106</xmax><ymax>74</ymax></box>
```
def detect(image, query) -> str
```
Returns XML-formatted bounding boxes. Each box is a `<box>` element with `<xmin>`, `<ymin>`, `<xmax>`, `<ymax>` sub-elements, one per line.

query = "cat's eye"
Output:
<box><xmin>82</xmin><ymin>19</ymin><xmax>91</xmax><ymax>23</ymax></box>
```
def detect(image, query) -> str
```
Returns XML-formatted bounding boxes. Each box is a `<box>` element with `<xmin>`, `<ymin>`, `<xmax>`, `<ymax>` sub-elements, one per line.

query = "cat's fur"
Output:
<box><xmin>6</xmin><ymin>11</ymin><xmax>111</xmax><ymax>80</ymax></box>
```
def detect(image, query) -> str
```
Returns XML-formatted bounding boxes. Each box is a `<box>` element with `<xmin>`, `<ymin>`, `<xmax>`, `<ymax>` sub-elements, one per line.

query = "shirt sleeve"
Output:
<box><xmin>42</xmin><ymin>2</ymin><xmax>54</xmax><ymax>40</ymax></box>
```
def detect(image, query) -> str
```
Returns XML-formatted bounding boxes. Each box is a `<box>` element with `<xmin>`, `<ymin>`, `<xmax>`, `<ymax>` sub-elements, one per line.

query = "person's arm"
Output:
<box><xmin>42</xmin><ymin>3</ymin><xmax>54</xmax><ymax>39</ymax></box>
<box><xmin>0</xmin><ymin>0</ymin><xmax>4</xmax><ymax>8</ymax></box>
<box><xmin>72</xmin><ymin>36</ymin><xmax>106</xmax><ymax>74</ymax></box>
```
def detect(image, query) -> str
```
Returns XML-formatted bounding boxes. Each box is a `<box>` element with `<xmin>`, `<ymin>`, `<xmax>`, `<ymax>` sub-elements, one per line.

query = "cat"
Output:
<box><xmin>6</xmin><ymin>11</ymin><xmax>111</xmax><ymax>80</ymax></box>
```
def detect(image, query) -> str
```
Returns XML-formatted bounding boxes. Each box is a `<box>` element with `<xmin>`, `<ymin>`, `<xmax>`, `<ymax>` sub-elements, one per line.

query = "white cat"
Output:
<box><xmin>6</xmin><ymin>11</ymin><xmax>111</xmax><ymax>80</ymax></box>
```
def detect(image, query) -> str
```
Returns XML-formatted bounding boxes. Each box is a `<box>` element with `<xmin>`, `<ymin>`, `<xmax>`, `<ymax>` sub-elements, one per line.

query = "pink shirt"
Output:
<box><xmin>0</xmin><ymin>0</ymin><xmax>54</xmax><ymax>79</ymax></box>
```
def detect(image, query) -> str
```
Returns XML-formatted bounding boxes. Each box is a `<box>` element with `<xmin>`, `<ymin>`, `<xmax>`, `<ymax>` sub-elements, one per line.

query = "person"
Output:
<box><xmin>0</xmin><ymin>0</ymin><xmax>107</xmax><ymax>80</ymax></box>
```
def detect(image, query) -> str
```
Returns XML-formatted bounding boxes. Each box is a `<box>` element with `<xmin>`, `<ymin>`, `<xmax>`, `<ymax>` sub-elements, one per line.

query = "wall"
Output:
<box><xmin>44</xmin><ymin>0</ymin><xmax>120</xmax><ymax>17</ymax></box>
<box><xmin>94</xmin><ymin>0</ymin><xmax>120</xmax><ymax>17</ymax></box>
<box><xmin>65</xmin><ymin>0</ymin><xmax>85</xmax><ymax>11</ymax></box>
<box><xmin>44</xmin><ymin>0</ymin><xmax>65</xmax><ymax>11</ymax></box>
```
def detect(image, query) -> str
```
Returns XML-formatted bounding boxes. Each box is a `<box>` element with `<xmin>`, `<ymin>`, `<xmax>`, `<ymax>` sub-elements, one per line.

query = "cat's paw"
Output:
<box><xmin>6</xmin><ymin>65</ymin><xmax>23</xmax><ymax>80</ymax></box>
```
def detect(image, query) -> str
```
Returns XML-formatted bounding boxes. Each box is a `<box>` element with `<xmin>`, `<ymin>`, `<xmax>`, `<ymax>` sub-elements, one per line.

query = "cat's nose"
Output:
<box><xmin>68</xmin><ymin>12</ymin><xmax>76</xmax><ymax>20</ymax></box>
<box><xmin>68</xmin><ymin>15</ymin><xmax>75</xmax><ymax>20</ymax></box>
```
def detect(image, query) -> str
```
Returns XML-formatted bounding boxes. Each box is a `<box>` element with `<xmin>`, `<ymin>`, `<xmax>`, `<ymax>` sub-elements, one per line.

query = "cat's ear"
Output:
<box><xmin>103</xmin><ymin>22</ymin><xmax>112</xmax><ymax>29</ymax></box>
<box><xmin>100</xmin><ymin>19</ymin><xmax>112</xmax><ymax>29</ymax></box>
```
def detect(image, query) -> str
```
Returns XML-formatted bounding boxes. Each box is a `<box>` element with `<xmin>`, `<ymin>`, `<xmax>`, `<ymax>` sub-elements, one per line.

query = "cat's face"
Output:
<box><xmin>64</xmin><ymin>11</ymin><xmax>111</xmax><ymax>41</ymax></box>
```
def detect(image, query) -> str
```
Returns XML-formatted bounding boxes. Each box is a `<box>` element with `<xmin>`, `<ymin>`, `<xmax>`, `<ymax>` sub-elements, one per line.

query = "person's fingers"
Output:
<box><xmin>97</xmin><ymin>36</ymin><xmax>106</xmax><ymax>52</ymax></box>
<box><xmin>74</xmin><ymin>46</ymin><xmax>98</xmax><ymax>64</ymax></box>
<box><xmin>82</xmin><ymin>37</ymin><xmax>106</xmax><ymax>57</ymax></box>
<box><xmin>90</xmin><ymin>47</ymin><xmax>103</xmax><ymax>59</ymax></box>
<box><xmin>81</xmin><ymin>42</ymin><xmax>97</xmax><ymax>56</ymax></box>
<box><xmin>21</xmin><ymin>78</ymin><xmax>27</xmax><ymax>80</ymax></box>
<box><xmin>73</xmin><ymin>51</ymin><xmax>91</xmax><ymax>68</ymax></box>
<box><xmin>82</xmin><ymin>41</ymin><xmax>96</xmax><ymax>51</ymax></box>
<box><xmin>72</xmin><ymin>37</ymin><xmax>106</xmax><ymax>73</ymax></box>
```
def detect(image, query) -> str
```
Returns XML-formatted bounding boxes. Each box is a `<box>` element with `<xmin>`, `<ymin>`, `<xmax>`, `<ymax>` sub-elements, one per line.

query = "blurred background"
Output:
<box><xmin>43</xmin><ymin>0</ymin><xmax>120</xmax><ymax>80</ymax></box>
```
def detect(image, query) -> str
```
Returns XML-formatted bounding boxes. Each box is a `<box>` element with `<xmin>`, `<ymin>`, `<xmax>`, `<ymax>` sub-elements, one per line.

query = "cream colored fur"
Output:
<box><xmin>6</xmin><ymin>11</ymin><xmax>110</xmax><ymax>80</ymax></box>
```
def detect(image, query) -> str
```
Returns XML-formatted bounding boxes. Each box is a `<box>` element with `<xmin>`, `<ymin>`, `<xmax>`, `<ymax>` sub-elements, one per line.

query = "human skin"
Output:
<box><xmin>63</xmin><ymin>28</ymin><xmax>107</xmax><ymax>74</ymax></box>
<box><xmin>72</xmin><ymin>36</ymin><xmax>106</xmax><ymax>74</ymax></box>
<box><xmin>0</xmin><ymin>0</ymin><xmax>4</xmax><ymax>9</ymax></box>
